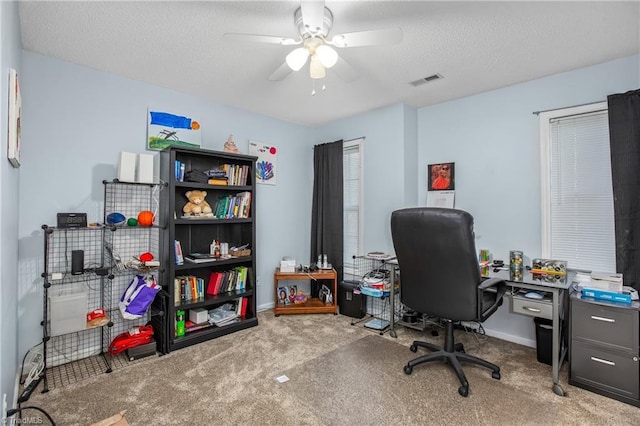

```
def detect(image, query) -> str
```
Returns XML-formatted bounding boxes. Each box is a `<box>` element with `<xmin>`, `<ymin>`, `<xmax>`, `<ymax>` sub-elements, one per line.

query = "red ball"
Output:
<box><xmin>139</xmin><ymin>252</ymin><xmax>154</xmax><ymax>262</ymax></box>
<box><xmin>137</xmin><ymin>211</ymin><xmax>154</xmax><ymax>227</ymax></box>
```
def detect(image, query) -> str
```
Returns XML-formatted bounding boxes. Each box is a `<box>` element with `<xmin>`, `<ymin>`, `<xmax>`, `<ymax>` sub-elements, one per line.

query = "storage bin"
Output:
<box><xmin>339</xmin><ymin>280</ymin><xmax>366</xmax><ymax>319</ymax></box>
<box><xmin>49</xmin><ymin>283</ymin><xmax>88</xmax><ymax>336</ymax></box>
<box><xmin>534</xmin><ymin>316</ymin><xmax>553</xmax><ymax>365</ymax></box>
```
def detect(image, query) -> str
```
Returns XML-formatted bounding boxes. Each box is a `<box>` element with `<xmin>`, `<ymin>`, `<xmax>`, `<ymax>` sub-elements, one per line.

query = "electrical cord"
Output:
<box><xmin>6</xmin><ymin>406</ymin><xmax>56</xmax><ymax>425</ymax></box>
<box><xmin>19</xmin><ymin>342</ymin><xmax>43</xmax><ymax>385</ymax></box>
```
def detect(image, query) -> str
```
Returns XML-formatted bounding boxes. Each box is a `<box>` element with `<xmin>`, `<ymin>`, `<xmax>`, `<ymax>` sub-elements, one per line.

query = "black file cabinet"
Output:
<box><xmin>569</xmin><ymin>292</ymin><xmax>640</xmax><ymax>407</ymax></box>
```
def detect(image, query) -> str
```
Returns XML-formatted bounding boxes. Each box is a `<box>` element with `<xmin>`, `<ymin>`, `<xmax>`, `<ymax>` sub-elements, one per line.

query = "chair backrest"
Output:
<box><xmin>390</xmin><ymin>207</ymin><xmax>482</xmax><ymax>321</ymax></box>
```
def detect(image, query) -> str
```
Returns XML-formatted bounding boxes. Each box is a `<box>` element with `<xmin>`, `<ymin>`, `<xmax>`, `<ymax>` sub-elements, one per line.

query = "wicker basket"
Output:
<box><xmin>230</xmin><ymin>248</ymin><xmax>251</xmax><ymax>257</ymax></box>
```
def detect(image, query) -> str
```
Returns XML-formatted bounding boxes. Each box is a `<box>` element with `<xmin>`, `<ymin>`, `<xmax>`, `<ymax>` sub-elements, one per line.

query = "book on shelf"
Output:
<box><xmin>184</xmin><ymin>253</ymin><xmax>218</xmax><ymax>263</ymax></box>
<box><xmin>175</xmin><ymin>275</ymin><xmax>205</xmax><ymax>304</ymax></box>
<box><xmin>175</xmin><ymin>160</ymin><xmax>186</xmax><ymax>182</ymax></box>
<box><xmin>208</xmin><ymin>178</ymin><xmax>228</xmax><ymax>186</ymax></box>
<box><xmin>241</xmin><ymin>297</ymin><xmax>248</xmax><ymax>317</ymax></box>
<box><xmin>207</xmin><ymin>271</ymin><xmax>223</xmax><ymax>296</ymax></box>
<box><xmin>213</xmin><ymin>191</ymin><xmax>252</xmax><ymax>219</ymax></box>
<box><xmin>184</xmin><ymin>320</ymin><xmax>212</xmax><ymax>333</ymax></box>
<box><xmin>174</xmin><ymin>240</ymin><xmax>184</xmax><ymax>265</ymax></box>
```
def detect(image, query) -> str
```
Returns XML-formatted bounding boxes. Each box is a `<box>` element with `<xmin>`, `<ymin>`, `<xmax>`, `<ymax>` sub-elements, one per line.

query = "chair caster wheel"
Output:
<box><xmin>404</xmin><ymin>365</ymin><xmax>413</xmax><ymax>375</ymax></box>
<box><xmin>492</xmin><ymin>371</ymin><xmax>501</xmax><ymax>380</ymax></box>
<box><xmin>409</xmin><ymin>344</ymin><xmax>417</xmax><ymax>353</ymax></box>
<box><xmin>458</xmin><ymin>386</ymin><xmax>469</xmax><ymax>397</ymax></box>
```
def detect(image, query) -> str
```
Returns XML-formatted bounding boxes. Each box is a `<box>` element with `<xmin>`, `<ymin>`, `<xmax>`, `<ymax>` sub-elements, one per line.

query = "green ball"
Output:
<box><xmin>127</xmin><ymin>218</ymin><xmax>138</xmax><ymax>226</ymax></box>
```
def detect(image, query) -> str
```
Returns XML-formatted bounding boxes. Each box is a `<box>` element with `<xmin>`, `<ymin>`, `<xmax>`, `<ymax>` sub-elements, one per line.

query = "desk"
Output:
<box><xmin>489</xmin><ymin>268</ymin><xmax>575</xmax><ymax>396</ymax></box>
<box><xmin>273</xmin><ymin>268</ymin><xmax>337</xmax><ymax>316</ymax></box>
<box><xmin>389</xmin><ymin>263</ymin><xmax>574</xmax><ymax>396</ymax></box>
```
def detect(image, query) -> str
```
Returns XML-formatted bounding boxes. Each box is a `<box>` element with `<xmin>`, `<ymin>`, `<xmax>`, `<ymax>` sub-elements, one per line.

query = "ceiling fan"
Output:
<box><xmin>223</xmin><ymin>1</ymin><xmax>402</xmax><ymax>85</ymax></box>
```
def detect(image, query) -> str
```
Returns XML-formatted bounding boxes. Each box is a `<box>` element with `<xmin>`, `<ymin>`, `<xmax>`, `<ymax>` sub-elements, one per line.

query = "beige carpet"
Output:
<box><xmin>21</xmin><ymin>311</ymin><xmax>640</xmax><ymax>425</ymax></box>
<box><xmin>280</xmin><ymin>334</ymin><xmax>556</xmax><ymax>425</ymax></box>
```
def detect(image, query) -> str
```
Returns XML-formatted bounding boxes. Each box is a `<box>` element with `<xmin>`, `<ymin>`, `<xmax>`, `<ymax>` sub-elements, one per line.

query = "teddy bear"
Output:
<box><xmin>183</xmin><ymin>190</ymin><xmax>213</xmax><ymax>216</ymax></box>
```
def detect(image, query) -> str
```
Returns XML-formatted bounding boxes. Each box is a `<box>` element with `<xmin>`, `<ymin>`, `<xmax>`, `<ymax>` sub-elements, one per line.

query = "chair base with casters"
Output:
<box><xmin>403</xmin><ymin>319</ymin><xmax>501</xmax><ymax>397</ymax></box>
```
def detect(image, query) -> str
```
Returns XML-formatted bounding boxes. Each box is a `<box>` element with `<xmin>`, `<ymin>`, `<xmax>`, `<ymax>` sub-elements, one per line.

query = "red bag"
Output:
<box><xmin>108</xmin><ymin>325</ymin><xmax>154</xmax><ymax>355</ymax></box>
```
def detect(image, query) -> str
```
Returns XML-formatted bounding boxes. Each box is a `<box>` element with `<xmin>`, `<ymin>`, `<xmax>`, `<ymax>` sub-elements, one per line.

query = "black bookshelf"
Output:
<box><xmin>154</xmin><ymin>146</ymin><xmax>258</xmax><ymax>352</ymax></box>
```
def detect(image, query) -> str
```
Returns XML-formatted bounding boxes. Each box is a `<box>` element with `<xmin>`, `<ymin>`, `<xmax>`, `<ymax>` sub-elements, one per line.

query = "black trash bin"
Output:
<box><xmin>534</xmin><ymin>317</ymin><xmax>553</xmax><ymax>365</ymax></box>
<box><xmin>339</xmin><ymin>280</ymin><xmax>366</xmax><ymax>319</ymax></box>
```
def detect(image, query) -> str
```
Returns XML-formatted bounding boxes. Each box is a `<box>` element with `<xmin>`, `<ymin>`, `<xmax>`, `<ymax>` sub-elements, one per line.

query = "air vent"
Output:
<box><xmin>410</xmin><ymin>73</ymin><xmax>443</xmax><ymax>87</ymax></box>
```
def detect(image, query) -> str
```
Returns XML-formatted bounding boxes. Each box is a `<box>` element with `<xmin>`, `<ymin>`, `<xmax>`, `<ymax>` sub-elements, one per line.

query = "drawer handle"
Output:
<box><xmin>524</xmin><ymin>307</ymin><xmax>542</xmax><ymax>313</ymax></box>
<box><xmin>590</xmin><ymin>356</ymin><xmax>615</xmax><ymax>366</ymax></box>
<box><xmin>590</xmin><ymin>315</ymin><xmax>615</xmax><ymax>323</ymax></box>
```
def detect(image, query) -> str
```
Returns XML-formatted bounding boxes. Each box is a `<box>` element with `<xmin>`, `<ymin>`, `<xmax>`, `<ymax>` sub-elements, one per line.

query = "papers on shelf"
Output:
<box><xmin>426</xmin><ymin>190</ymin><xmax>454</xmax><ymax>208</ymax></box>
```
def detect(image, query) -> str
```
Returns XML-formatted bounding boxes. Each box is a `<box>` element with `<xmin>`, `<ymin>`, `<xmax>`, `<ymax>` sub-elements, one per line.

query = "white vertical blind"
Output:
<box><xmin>343</xmin><ymin>139</ymin><xmax>363</xmax><ymax>271</ymax></box>
<box><xmin>547</xmin><ymin>109</ymin><xmax>616</xmax><ymax>271</ymax></box>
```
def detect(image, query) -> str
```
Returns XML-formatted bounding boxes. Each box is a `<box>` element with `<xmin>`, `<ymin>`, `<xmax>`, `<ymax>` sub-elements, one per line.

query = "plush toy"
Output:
<box><xmin>183</xmin><ymin>190</ymin><xmax>213</xmax><ymax>215</ymax></box>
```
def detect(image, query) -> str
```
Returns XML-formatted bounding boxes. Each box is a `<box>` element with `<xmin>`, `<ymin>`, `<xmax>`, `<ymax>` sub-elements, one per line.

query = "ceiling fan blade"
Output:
<box><xmin>300</xmin><ymin>1</ymin><xmax>326</xmax><ymax>34</ymax></box>
<box><xmin>331</xmin><ymin>56</ymin><xmax>359</xmax><ymax>83</ymax></box>
<box><xmin>223</xmin><ymin>33</ymin><xmax>300</xmax><ymax>46</ymax></box>
<box><xmin>268</xmin><ymin>62</ymin><xmax>293</xmax><ymax>81</ymax></box>
<box><xmin>330</xmin><ymin>27</ymin><xmax>403</xmax><ymax>48</ymax></box>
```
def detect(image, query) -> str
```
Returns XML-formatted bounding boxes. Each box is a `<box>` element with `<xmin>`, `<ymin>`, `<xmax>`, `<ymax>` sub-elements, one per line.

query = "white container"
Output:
<box><xmin>189</xmin><ymin>308</ymin><xmax>208</xmax><ymax>324</ymax></box>
<box><xmin>117</xmin><ymin>151</ymin><xmax>137</xmax><ymax>183</ymax></box>
<box><xmin>49</xmin><ymin>283</ymin><xmax>88</xmax><ymax>336</ymax></box>
<box><xmin>136</xmin><ymin>153</ymin><xmax>155</xmax><ymax>183</ymax></box>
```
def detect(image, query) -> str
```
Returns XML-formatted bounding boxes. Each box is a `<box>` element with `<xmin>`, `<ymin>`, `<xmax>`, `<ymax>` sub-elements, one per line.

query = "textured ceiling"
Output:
<box><xmin>18</xmin><ymin>1</ymin><xmax>640</xmax><ymax>126</ymax></box>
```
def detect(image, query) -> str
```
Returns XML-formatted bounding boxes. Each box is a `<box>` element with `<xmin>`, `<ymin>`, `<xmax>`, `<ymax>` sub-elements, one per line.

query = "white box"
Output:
<box><xmin>189</xmin><ymin>308</ymin><xmax>208</xmax><ymax>324</ymax></box>
<box><xmin>117</xmin><ymin>152</ymin><xmax>137</xmax><ymax>183</ymax></box>
<box><xmin>280</xmin><ymin>259</ymin><xmax>296</xmax><ymax>273</ymax></box>
<box><xmin>589</xmin><ymin>271</ymin><xmax>623</xmax><ymax>292</ymax></box>
<box><xmin>49</xmin><ymin>283</ymin><xmax>88</xmax><ymax>336</ymax></box>
<box><xmin>137</xmin><ymin>153</ymin><xmax>155</xmax><ymax>183</ymax></box>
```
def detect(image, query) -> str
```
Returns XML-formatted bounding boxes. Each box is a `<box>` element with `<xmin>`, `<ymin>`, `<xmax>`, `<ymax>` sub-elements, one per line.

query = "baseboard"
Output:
<box><xmin>483</xmin><ymin>327</ymin><xmax>535</xmax><ymax>348</ymax></box>
<box><xmin>257</xmin><ymin>302</ymin><xmax>275</xmax><ymax>312</ymax></box>
<box><xmin>257</xmin><ymin>301</ymin><xmax>535</xmax><ymax>348</ymax></box>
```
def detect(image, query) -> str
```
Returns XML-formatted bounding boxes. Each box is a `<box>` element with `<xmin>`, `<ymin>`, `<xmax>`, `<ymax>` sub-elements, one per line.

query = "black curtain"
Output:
<box><xmin>311</xmin><ymin>140</ymin><xmax>344</xmax><ymax>295</ymax></box>
<box><xmin>607</xmin><ymin>89</ymin><xmax>640</xmax><ymax>291</ymax></box>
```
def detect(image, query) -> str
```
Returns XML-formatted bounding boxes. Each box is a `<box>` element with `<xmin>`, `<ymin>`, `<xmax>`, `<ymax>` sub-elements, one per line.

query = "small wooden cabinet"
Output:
<box><xmin>273</xmin><ymin>268</ymin><xmax>337</xmax><ymax>316</ymax></box>
<box><xmin>569</xmin><ymin>292</ymin><xmax>640</xmax><ymax>407</ymax></box>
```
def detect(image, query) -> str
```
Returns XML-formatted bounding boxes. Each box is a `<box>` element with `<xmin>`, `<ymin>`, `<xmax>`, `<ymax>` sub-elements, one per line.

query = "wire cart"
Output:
<box><xmin>345</xmin><ymin>255</ymin><xmax>399</xmax><ymax>335</ymax></box>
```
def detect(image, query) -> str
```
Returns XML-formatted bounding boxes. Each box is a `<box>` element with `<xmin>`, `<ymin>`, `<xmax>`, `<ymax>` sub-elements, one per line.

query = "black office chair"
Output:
<box><xmin>390</xmin><ymin>207</ymin><xmax>507</xmax><ymax>397</ymax></box>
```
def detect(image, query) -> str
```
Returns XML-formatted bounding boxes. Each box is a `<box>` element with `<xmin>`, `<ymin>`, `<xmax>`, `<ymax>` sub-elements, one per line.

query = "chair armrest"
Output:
<box><xmin>477</xmin><ymin>278</ymin><xmax>507</xmax><ymax>321</ymax></box>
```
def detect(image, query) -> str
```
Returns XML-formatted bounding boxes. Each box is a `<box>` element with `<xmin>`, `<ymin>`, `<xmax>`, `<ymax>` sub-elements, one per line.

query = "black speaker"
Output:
<box><xmin>71</xmin><ymin>250</ymin><xmax>84</xmax><ymax>275</ymax></box>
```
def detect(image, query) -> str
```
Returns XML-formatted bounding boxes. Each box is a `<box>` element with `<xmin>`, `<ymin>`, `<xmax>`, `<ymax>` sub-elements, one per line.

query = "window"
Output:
<box><xmin>540</xmin><ymin>102</ymin><xmax>615</xmax><ymax>271</ymax></box>
<box><xmin>343</xmin><ymin>138</ymin><xmax>363</xmax><ymax>274</ymax></box>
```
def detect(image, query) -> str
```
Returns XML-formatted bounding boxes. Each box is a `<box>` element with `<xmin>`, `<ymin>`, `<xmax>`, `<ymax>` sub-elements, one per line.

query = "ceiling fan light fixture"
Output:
<box><xmin>309</xmin><ymin>56</ymin><xmax>326</xmax><ymax>79</ymax></box>
<box><xmin>316</xmin><ymin>45</ymin><xmax>338</xmax><ymax>68</ymax></box>
<box><xmin>286</xmin><ymin>47</ymin><xmax>309</xmax><ymax>71</ymax></box>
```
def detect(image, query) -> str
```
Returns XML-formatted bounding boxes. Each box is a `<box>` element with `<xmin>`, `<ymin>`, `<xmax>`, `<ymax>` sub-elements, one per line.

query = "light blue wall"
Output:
<box><xmin>417</xmin><ymin>54</ymin><xmax>640</xmax><ymax>345</ymax></box>
<box><xmin>1</xmin><ymin>0</ymin><xmax>22</xmax><ymax>409</ymax></box>
<box><xmin>12</xmin><ymin>46</ymin><xmax>640</xmax><ymax>374</ymax></box>
<box><xmin>314</xmin><ymin>103</ymin><xmax>415</xmax><ymax>254</ymax></box>
<box><xmin>403</xmin><ymin>104</ymin><xmax>418</xmax><ymax>206</ymax></box>
<box><xmin>18</xmin><ymin>52</ymin><xmax>314</xmax><ymax>356</ymax></box>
